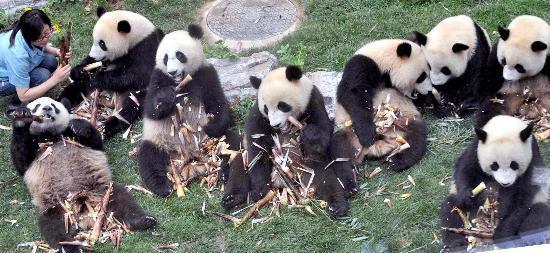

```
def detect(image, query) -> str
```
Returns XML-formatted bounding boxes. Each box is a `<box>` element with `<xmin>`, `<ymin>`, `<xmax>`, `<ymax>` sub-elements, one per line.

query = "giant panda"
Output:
<box><xmin>138</xmin><ymin>25</ymin><xmax>237</xmax><ymax>198</ymax></box>
<box><xmin>59</xmin><ymin>7</ymin><xmax>164</xmax><ymax>138</ymax></box>
<box><xmin>334</xmin><ymin>39</ymin><xmax>432</xmax><ymax>172</ymax></box>
<box><xmin>223</xmin><ymin>66</ymin><xmax>352</xmax><ymax>217</ymax></box>
<box><xmin>440</xmin><ymin>115</ymin><xmax>550</xmax><ymax>250</ymax></box>
<box><xmin>409</xmin><ymin>15</ymin><xmax>491</xmax><ymax>117</ymax></box>
<box><xmin>476</xmin><ymin>15</ymin><xmax>549</xmax><ymax>128</ymax></box>
<box><xmin>7</xmin><ymin>97</ymin><xmax>157</xmax><ymax>253</ymax></box>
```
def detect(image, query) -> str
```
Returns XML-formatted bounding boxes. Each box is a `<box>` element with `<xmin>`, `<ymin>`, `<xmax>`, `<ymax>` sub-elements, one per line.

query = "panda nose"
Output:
<box><xmin>42</xmin><ymin>105</ymin><xmax>52</xmax><ymax>112</ymax></box>
<box><xmin>168</xmin><ymin>71</ymin><xmax>177</xmax><ymax>77</ymax></box>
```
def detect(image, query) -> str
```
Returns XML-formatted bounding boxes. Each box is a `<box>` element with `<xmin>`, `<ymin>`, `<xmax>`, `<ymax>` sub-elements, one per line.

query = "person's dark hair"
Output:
<box><xmin>2</xmin><ymin>9</ymin><xmax>51</xmax><ymax>48</ymax></box>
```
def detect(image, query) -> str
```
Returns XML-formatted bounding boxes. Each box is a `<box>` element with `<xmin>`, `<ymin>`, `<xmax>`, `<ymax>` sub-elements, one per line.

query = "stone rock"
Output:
<box><xmin>1</xmin><ymin>0</ymin><xmax>47</xmax><ymax>14</ymax></box>
<box><xmin>306</xmin><ymin>71</ymin><xmax>342</xmax><ymax>118</ymax></box>
<box><xmin>208</xmin><ymin>51</ymin><xmax>279</xmax><ymax>103</ymax></box>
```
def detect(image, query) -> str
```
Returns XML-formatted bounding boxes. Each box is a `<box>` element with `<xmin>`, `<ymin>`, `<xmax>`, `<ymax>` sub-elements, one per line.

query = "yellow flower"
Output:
<box><xmin>23</xmin><ymin>7</ymin><xmax>32</xmax><ymax>12</ymax></box>
<box><xmin>53</xmin><ymin>23</ymin><xmax>62</xmax><ymax>33</ymax></box>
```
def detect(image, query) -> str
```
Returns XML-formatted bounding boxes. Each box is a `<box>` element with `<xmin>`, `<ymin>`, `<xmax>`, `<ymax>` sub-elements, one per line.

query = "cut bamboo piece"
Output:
<box><xmin>236</xmin><ymin>190</ymin><xmax>276</xmax><ymax>227</ymax></box>
<box><xmin>89</xmin><ymin>183</ymin><xmax>113</xmax><ymax>245</ymax></box>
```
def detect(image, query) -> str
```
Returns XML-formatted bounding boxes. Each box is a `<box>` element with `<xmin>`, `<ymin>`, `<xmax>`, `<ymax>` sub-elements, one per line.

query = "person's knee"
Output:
<box><xmin>41</xmin><ymin>54</ymin><xmax>58</xmax><ymax>72</ymax></box>
<box><xmin>29</xmin><ymin>68</ymin><xmax>52</xmax><ymax>86</ymax></box>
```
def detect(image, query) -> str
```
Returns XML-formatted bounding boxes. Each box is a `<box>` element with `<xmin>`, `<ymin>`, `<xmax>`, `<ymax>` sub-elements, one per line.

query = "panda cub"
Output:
<box><xmin>226</xmin><ymin>66</ymin><xmax>351</xmax><ymax>217</ymax></box>
<box><xmin>477</xmin><ymin>15</ymin><xmax>549</xmax><ymax>127</ymax></box>
<box><xmin>8</xmin><ymin>97</ymin><xmax>157</xmax><ymax>253</ymax></box>
<box><xmin>334</xmin><ymin>40</ymin><xmax>432</xmax><ymax>172</ymax></box>
<box><xmin>60</xmin><ymin>7</ymin><xmax>164</xmax><ymax>138</ymax></box>
<box><xmin>139</xmin><ymin>25</ymin><xmax>234</xmax><ymax>197</ymax></box>
<box><xmin>410</xmin><ymin>15</ymin><xmax>491</xmax><ymax>117</ymax></box>
<box><xmin>440</xmin><ymin>115</ymin><xmax>550</xmax><ymax>250</ymax></box>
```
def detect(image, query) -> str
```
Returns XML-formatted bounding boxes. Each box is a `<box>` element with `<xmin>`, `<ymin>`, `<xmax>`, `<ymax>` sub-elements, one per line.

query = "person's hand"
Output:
<box><xmin>56</xmin><ymin>47</ymin><xmax>72</xmax><ymax>60</ymax></box>
<box><xmin>52</xmin><ymin>64</ymin><xmax>71</xmax><ymax>84</ymax></box>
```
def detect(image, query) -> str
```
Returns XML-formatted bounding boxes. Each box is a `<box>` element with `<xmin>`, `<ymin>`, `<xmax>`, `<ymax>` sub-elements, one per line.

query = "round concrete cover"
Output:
<box><xmin>206</xmin><ymin>0</ymin><xmax>298</xmax><ymax>41</ymax></box>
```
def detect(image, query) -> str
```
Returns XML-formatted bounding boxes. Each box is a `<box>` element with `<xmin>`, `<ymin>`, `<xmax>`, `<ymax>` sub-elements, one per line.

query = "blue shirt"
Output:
<box><xmin>0</xmin><ymin>30</ymin><xmax>45</xmax><ymax>88</ymax></box>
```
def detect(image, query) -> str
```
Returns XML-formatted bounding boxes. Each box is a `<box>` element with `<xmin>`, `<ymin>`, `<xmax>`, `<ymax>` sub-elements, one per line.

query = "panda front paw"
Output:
<box><xmin>250</xmin><ymin>184</ymin><xmax>270</xmax><ymax>203</ymax></box>
<box><xmin>455</xmin><ymin>190</ymin><xmax>475</xmax><ymax>210</ymax></box>
<box><xmin>221</xmin><ymin>190</ymin><xmax>247</xmax><ymax>210</ymax></box>
<box><xmin>6</xmin><ymin>106</ymin><xmax>33</xmax><ymax>128</ymax></box>
<box><xmin>70</xmin><ymin>66</ymin><xmax>91</xmax><ymax>84</ymax></box>
<box><xmin>127</xmin><ymin>215</ymin><xmax>158</xmax><ymax>231</ymax></box>
<box><xmin>300</xmin><ymin>125</ymin><xmax>329</xmax><ymax>157</ymax></box>
<box><xmin>69</xmin><ymin>119</ymin><xmax>94</xmax><ymax>139</ymax></box>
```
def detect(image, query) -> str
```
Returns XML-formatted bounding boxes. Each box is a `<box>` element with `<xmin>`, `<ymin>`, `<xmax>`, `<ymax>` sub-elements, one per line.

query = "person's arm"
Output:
<box><xmin>16</xmin><ymin>64</ymin><xmax>71</xmax><ymax>102</ymax></box>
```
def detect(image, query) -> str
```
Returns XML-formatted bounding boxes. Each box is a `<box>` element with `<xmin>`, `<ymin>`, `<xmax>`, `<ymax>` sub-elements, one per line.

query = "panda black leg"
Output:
<box><xmin>108</xmin><ymin>183</ymin><xmax>158</xmax><ymax>230</ymax></box>
<box><xmin>221</xmin><ymin>153</ymin><xmax>249</xmax><ymax>209</ymax></box>
<box><xmin>66</xmin><ymin>119</ymin><xmax>104</xmax><ymax>150</ymax></box>
<box><xmin>493</xmin><ymin>207</ymin><xmax>530</xmax><ymax>241</ymax></box>
<box><xmin>330</xmin><ymin>130</ymin><xmax>358</xmax><ymax>197</ymax></box>
<box><xmin>138</xmin><ymin>141</ymin><xmax>172</xmax><ymax>197</ymax></box>
<box><xmin>440</xmin><ymin>195</ymin><xmax>468</xmax><ymax>249</ymax></box>
<box><xmin>38</xmin><ymin>205</ymin><xmax>83</xmax><ymax>253</ymax></box>
<box><xmin>103</xmin><ymin>91</ymin><xmax>145</xmax><ymax>139</ymax></box>
<box><xmin>387</xmin><ymin>120</ymin><xmax>427</xmax><ymax>172</ymax></box>
<box><xmin>312</xmin><ymin>161</ymin><xmax>350</xmax><ymax>217</ymax></box>
<box><xmin>248</xmin><ymin>159</ymin><xmax>273</xmax><ymax>202</ymax></box>
<box><xmin>519</xmin><ymin>203</ymin><xmax>550</xmax><ymax>234</ymax></box>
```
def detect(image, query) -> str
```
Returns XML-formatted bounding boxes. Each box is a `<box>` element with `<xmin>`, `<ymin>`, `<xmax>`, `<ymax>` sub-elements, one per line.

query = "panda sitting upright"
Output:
<box><xmin>138</xmin><ymin>25</ymin><xmax>235</xmax><ymax>197</ymax></box>
<box><xmin>409</xmin><ymin>15</ymin><xmax>491</xmax><ymax>117</ymax></box>
<box><xmin>334</xmin><ymin>39</ymin><xmax>432</xmax><ymax>172</ymax></box>
<box><xmin>440</xmin><ymin>115</ymin><xmax>550</xmax><ymax>250</ymax></box>
<box><xmin>223</xmin><ymin>66</ymin><xmax>352</xmax><ymax>216</ymax></box>
<box><xmin>476</xmin><ymin>15</ymin><xmax>549</xmax><ymax>127</ymax></box>
<box><xmin>8</xmin><ymin>97</ymin><xmax>157</xmax><ymax>253</ymax></box>
<box><xmin>60</xmin><ymin>7</ymin><xmax>164</xmax><ymax>138</ymax></box>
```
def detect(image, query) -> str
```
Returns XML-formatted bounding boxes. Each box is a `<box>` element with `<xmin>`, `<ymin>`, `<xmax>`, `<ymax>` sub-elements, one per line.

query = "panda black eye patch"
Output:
<box><xmin>441</xmin><ymin>67</ymin><xmax>451</xmax><ymax>75</ymax></box>
<box><xmin>416</xmin><ymin>72</ymin><xmax>427</xmax><ymax>83</ymax></box>
<box><xmin>176</xmin><ymin>51</ymin><xmax>187</xmax><ymax>63</ymax></box>
<box><xmin>277</xmin><ymin>102</ymin><xmax>292</xmax><ymax>113</ymax></box>
<box><xmin>490</xmin><ymin>162</ymin><xmax>499</xmax><ymax>171</ymax></box>
<box><xmin>50</xmin><ymin>103</ymin><xmax>60</xmax><ymax>114</ymax></box>
<box><xmin>163</xmin><ymin>54</ymin><xmax>168</xmax><ymax>65</ymax></box>
<box><xmin>99</xmin><ymin>40</ymin><xmax>107</xmax><ymax>51</ymax></box>
<box><xmin>515</xmin><ymin>64</ymin><xmax>526</xmax><ymax>73</ymax></box>
<box><xmin>263</xmin><ymin>105</ymin><xmax>269</xmax><ymax>114</ymax></box>
<box><xmin>31</xmin><ymin>104</ymin><xmax>41</xmax><ymax>113</ymax></box>
<box><xmin>501</xmin><ymin>58</ymin><xmax>507</xmax><ymax>66</ymax></box>
<box><xmin>510</xmin><ymin>161</ymin><xmax>519</xmax><ymax>170</ymax></box>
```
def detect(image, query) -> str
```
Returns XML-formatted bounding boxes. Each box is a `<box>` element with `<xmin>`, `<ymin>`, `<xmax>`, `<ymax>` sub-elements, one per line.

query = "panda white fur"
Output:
<box><xmin>60</xmin><ymin>7</ymin><xmax>164</xmax><ymax>138</ymax></box>
<box><xmin>224</xmin><ymin>66</ymin><xmax>353</xmax><ymax>216</ymax></box>
<box><xmin>8</xmin><ymin>97</ymin><xmax>157</xmax><ymax>253</ymax></box>
<box><xmin>410</xmin><ymin>15</ymin><xmax>491</xmax><ymax>117</ymax></box>
<box><xmin>477</xmin><ymin>15</ymin><xmax>550</xmax><ymax>128</ymax></box>
<box><xmin>440</xmin><ymin>115</ymin><xmax>550</xmax><ymax>250</ymax></box>
<box><xmin>334</xmin><ymin>39</ymin><xmax>432</xmax><ymax>172</ymax></box>
<box><xmin>138</xmin><ymin>25</ymin><xmax>236</xmax><ymax>198</ymax></box>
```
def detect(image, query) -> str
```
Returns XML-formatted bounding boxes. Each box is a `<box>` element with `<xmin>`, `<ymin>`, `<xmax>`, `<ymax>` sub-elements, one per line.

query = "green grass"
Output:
<box><xmin>1</xmin><ymin>0</ymin><xmax>550</xmax><ymax>252</ymax></box>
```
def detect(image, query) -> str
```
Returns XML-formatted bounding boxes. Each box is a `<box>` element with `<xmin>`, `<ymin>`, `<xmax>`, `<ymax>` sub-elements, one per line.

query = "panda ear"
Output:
<box><xmin>60</xmin><ymin>98</ymin><xmax>71</xmax><ymax>111</ymax></box>
<box><xmin>520</xmin><ymin>123</ymin><xmax>534</xmax><ymax>142</ymax></box>
<box><xmin>285</xmin><ymin>65</ymin><xmax>303</xmax><ymax>82</ymax></box>
<box><xmin>497</xmin><ymin>26</ymin><xmax>510</xmax><ymax>41</ymax></box>
<box><xmin>452</xmin><ymin>43</ymin><xmax>469</xmax><ymax>53</ymax></box>
<box><xmin>117</xmin><ymin>21</ymin><xmax>131</xmax><ymax>34</ymax></box>
<box><xmin>188</xmin><ymin>24</ymin><xmax>203</xmax><ymax>40</ymax></box>
<box><xmin>531</xmin><ymin>41</ymin><xmax>548</xmax><ymax>52</ymax></box>
<box><xmin>96</xmin><ymin>7</ymin><xmax>107</xmax><ymax>17</ymax></box>
<box><xmin>250</xmin><ymin>76</ymin><xmax>262</xmax><ymax>89</ymax></box>
<box><xmin>408</xmin><ymin>31</ymin><xmax>427</xmax><ymax>46</ymax></box>
<box><xmin>475</xmin><ymin>128</ymin><xmax>487</xmax><ymax>143</ymax></box>
<box><xmin>396</xmin><ymin>42</ymin><xmax>412</xmax><ymax>58</ymax></box>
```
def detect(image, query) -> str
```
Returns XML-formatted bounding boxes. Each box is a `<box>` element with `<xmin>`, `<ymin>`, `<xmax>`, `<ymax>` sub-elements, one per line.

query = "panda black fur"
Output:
<box><xmin>59</xmin><ymin>7</ymin><xmax>164</xmax><ymax>138</ymax></box>
<box><xmin>138</xmin><ymin>25</ymin><xmax>235</xmax><ymax>197</ymax></box>
<box><xmin>440</xmin><ymin>116</ymin><xmax>550</xmax><ymax>250</ymax></box>
<box><xmin>8</xmin><ymin>97</ymin><xmax>157</xmax><ymax>253</ymax></box>
<box><xmin>335</xmin><ymin>39</ymin><xmax>431</xmax><ymax>172</ymax></box>
<box><xmin>226</xmin><ymin>66</ymin><xmax>351</xmax><ymax>217</ymax></box>
<box><xmin>410</xmin><ymin>15</ymin><xmax>491</xmax><ymax>117</ymax></box>
<box><xmin>476</xmin><ymin>15</ymin><xmax>550</xmax><ymax>128</ymax></box>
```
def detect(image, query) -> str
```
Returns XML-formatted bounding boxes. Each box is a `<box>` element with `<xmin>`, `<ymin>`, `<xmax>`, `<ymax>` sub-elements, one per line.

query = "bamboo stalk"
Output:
<box><xmin>90</xmin><ymin>89</ymin><xmax>100</xmax><ymax>127</ymax></box>
<box><xmin>441</xmin><ymin>227</ymin><xmax>494</xmax><ymax>239</ymax></box>
<box><xmin>171</xmin><ymin>162</ymin><xmax>185</xmax><ymax>197</ymax></box>
<box><xmin>89</xmin><ymin>183</ymin><xmax>113</xmax><ymax>245</ymax></box>
<box><xmin>236</xmin><ymin>190</ymin><xmax>276</xmax><ymax>227</ymax></box>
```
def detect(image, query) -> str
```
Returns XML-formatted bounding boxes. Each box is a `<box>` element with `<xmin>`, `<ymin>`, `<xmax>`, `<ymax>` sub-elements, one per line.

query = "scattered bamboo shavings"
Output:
<box><xmin>383</xmin><ymin>198</ymin><xmax>392</xmax><ymax>208</ymax></box>
<box><xmin>535</xmin><ymin>129</ymin><xmax>550</xmax><ymax>141</ymax></box>
<box><xmin>407</xmin><ymin>175</ymin><xmax>416</xmax><ymax>187</ymax></box>
<box><xmin>400</xmin><ymin>193</ymin><xmax>412</xmax><ymax>200</ymax></box>
<box><xmin>122</xmin><ymin>125</ymin><xmax>132</xmax><ymax>139</ymax></box>
<box><xmin>236</xmin><ymin>190</ymin><xmax>276</xmax><ymax>227</ymax></box>
<box><xmin>451</xmin><ymin>207</ymin><xmax>471</xmax><ymax>229</ymax></box>
<box><xmin>368</xmin><ymin>167</ymin><xmax>382</xmax><ymax>179</ymax></box>
<box><xmin>83</xmin><ymin>62</ymin><xmax>102</xmax><ymax>71</ymax></box>
<box><xmin>37</xmin><ymin>147</ymin><xmax>53</xmax><ymax>161</ymax></box>
<box><xmin>128</xmin><ymin>147</ymin><xmax>140</xmax><ymax>157</ymax></box>
<box><xmin>0</xmin><ymin>124</ymin><xmax>11</xmax><ymax>130</ymax></box>
<box><xmin>439</xmin><ymin>175</ymin><xmax>451</xmax><ymax>186</ymax></box>
<box><xmin>489</xmin><ymin>97</ymin><xmax>504</xmax><ymax>104</ymax></box>
<box><xmin>126</xmin><ymin>184</ymin><xmax>153</xmax><ymax>195</ymax></box>
<box><xmin>89</xmin><ymin>183</ymin><xmax>113</xmax><ymax>246</ymax></box>
<box><xmin>471</xmin><ymin>182</ymin><xmax>487</xmax><ymax>197</ymax></box>
<box><xmin>89</xmin><ymin>89</ymin><xmax>100</xmax><ymax>127</ymax></box>
<box><xmin>287</xmin><ymin>116</ymin><xmax>303</xmax><ymax>129</ymax></box>
<box><xmin>155</xmin><ymin>243</ymin><xmax>179</xmax><ymax>251</ymax></box>
<box><xmin>441</xmin><ymin>227</ymin><xmax>493</xmax><ymax>239</ymax></box>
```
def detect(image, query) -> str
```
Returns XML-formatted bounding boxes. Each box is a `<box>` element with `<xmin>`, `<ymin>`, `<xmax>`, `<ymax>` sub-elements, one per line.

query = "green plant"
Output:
<box><xmin>276</xmin><ymin>42</ymin><xmax>307</xmax><ymax>67</ymax></box>
<box><xmin>204</xmin><ymin>40</ymin><xmax>238</xmax><ymax>60</ymax></box>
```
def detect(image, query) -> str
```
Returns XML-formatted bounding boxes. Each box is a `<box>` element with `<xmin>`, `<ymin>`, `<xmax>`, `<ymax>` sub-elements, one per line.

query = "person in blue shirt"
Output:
<box><xmin>0</xmin><ymin>9</ymin><xmax>71</xmax><ymax>103</ymax></box>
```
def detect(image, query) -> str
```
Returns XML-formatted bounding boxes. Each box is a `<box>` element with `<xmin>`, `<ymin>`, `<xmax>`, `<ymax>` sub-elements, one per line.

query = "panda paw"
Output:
<box><xmin>455</xmin><ymin>191</ymin><xmax>475</xmax><ymax>210</ymax></box>
<box><xmin>300</xmin><ymin>125</ymin><xmax>329</xmax><ymax>156</ymax></box>
<box><xmin>70</xmin><ymin>66</ymin><xmax>90</xmax><ymax>84</ymax></box>
<box><xmin>69</xmin><ymin>119</ymin><xmax>94</xmax><ymax>139</ymax></box>
<box><xmin>6</xmin><ymin>106</ymin><xmax>33</xmax><ymax>128</ymax></box>
<box><xmin>60</xmin><ymin>245</ymin><xmax>84</xmax><ymax>253</ymax></box>
<box><xmin>221</xmin><ymin>190</ymin><xmax>247</xmax><ymax>210</ymax></box>
<box><xmin>387</xmin><ymin>155</ymin><xmax>411</xmax><ymax>172</ymax></box>
<box><xmin>128</xmin><ymin>215</ymin><xmax>158</xmax><ymax>231</ymax></box>
<box><xmin>250</xmin><ymin>184</ymin><xmax>270</xmax><ymax>203</ymax></box>
<box><xmin>144</xmin><ymin>176</ymin><xmax>172</xmax><ymax>198</ymax></box>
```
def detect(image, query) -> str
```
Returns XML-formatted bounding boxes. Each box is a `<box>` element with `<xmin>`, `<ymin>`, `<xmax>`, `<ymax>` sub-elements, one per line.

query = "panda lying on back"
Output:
<box><xmin>410</xmin><ymin>15</ymin><xmax>491</xmax><ymax>117</ymax></box>
<box><xmin>334</xmin><ymin>40</ymin><xmax>432</xmax><ymax>172</ymax></box>
<box><xmin>60</xmin><ymin>7</ymin><xmax>164</xmax><ymax>138</ymax></box>
<box><xmin>440</xmin><ymin>116</ymin><xmax>550</xmax><ymax>250</ymax></box>
<box><xmin>138</xmin><ymin>25</ymin><xmax>236</xmax><ymax>197</ymax></box>
<box><xmin>476</xmin><ymin>15</ymin><xmax>549</xmax><ymax>127</ymax></box>
<box><xmin>222</xmin><ymin>66</ymin><xmax>352</xmax><ymax>216</ymax></box>
<box><xmin>8</xmin><ymin>97</ymin><xmax>157</xmax><ymax>253</ymax></box>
